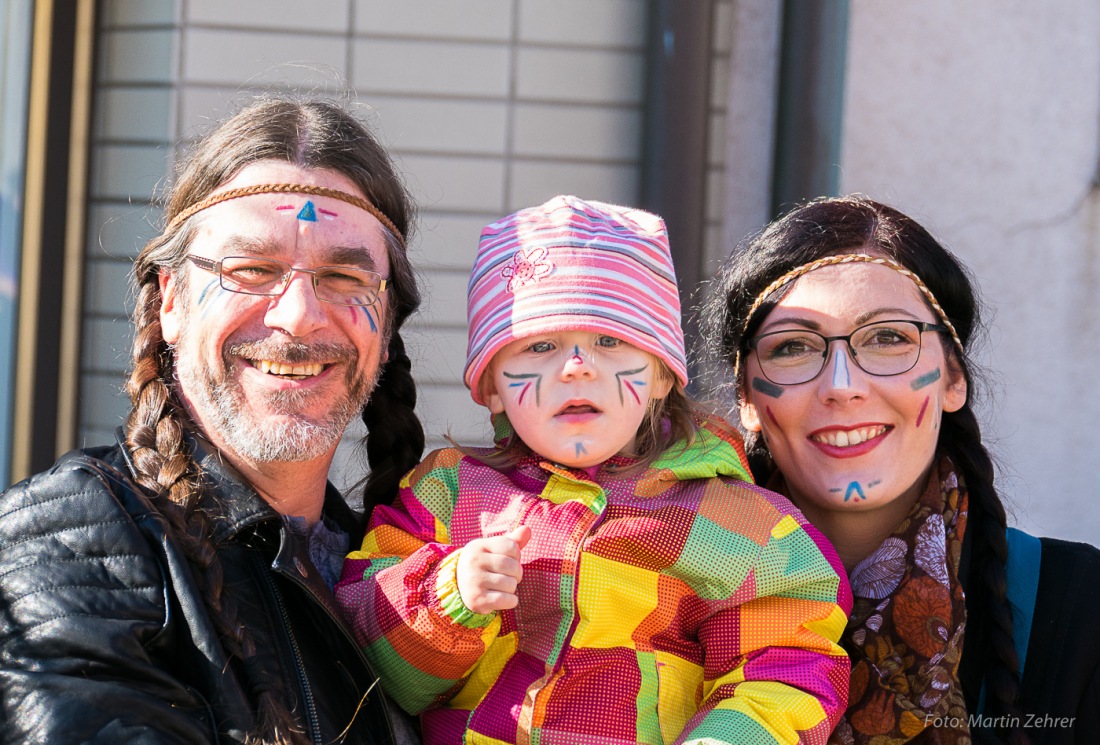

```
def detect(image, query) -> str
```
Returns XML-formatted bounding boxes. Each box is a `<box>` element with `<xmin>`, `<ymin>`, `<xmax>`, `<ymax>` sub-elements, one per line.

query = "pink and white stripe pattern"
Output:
<box><xmin>465</xmin><ymin>195</ymin><xmax>687</xmax><ymax>405</ymax></box>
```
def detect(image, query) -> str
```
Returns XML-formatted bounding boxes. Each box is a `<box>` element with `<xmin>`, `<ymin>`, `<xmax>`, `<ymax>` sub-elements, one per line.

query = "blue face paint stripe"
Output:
<box><xmin>910</xmin><ymin>367</ymin><xmax>942</xmax><ymax>390</ymax></box>
<box><xmin>751</xmin><ymin>377</ymin><xmax>784</xmax><ymax>398</ymax></box>
<box><xmin>197</xmin><ymin>278</ymin><xmax>219</xmax><ymax>306</ymax></box>
<box><xmin>575</xmin><ymin>442</ymin><xmax>587</xmax><ymax>457</ymax></box>
<box><xmin>831</xmin><ymin>348</ymin><xmax>851</xmax><ymax>388</ymax></box>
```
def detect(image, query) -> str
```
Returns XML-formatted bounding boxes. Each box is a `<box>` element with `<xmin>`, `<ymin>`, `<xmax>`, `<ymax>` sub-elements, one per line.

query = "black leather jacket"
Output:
<box><xmin>0</xmin><ymin>436</ymin><xmax>416</xmax><ymax>744</ymax></box>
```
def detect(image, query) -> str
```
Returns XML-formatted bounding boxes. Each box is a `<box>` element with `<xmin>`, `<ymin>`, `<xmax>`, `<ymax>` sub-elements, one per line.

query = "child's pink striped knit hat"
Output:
<box><xmin>464</xmin><ymin>195</ymin><xmax>687</xmax><ymax>405</ymax></box>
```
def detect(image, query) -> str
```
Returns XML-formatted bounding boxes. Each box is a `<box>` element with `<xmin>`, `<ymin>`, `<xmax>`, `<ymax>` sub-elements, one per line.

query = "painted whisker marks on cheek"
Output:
<box><xmin>831</xmin><ymin>348</ymin><xmax>851</xmax><ymax>388</ymax></box>
<box><xmin>197</xmin><ymin>280</ymin><xmax>230</xmax><ymax>317</ymax></box>
<box><xmin>916</xmin><ymin>396</ymin><xmax>930</xmax><ymax>428</ymax></box>
<box><xmin>615</xmin><ymin>365</ymin><xmax>648</xmax><ymax>405</ymax></box>
<box><xmin>513</xmin><ymin>382</ymin><xmax>532</xmax><ymax>405</ymax></box>
<box><xmin>910</xmin><ymin>367</ymin><xmax>942</xmax><ymax>390</ymax></box>
<box><xmin>347</xmin><ymin>305</ymin><xmax>378</xmax><ymax>332</ymax></box>
<box><xmin>752</xmin><ymin>377</ymin><xmax>784</xmax><ymax>398</ymax></box>
<box><xmin>197</xmin><ymin>278</ymin><xmax>219</xmax><ymax>307</ymax></box>
<box><xmin>503</xmin><ymin>371</ymin><xmax>542</xmax><ymax>406</ymax></box>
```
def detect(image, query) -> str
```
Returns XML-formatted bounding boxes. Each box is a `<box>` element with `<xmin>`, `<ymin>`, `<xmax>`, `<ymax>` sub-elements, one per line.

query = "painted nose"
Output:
<box><xmin>561</xmin><ymin>346</ymin><xmax>596</xmax><ymax>379</ymax></box>
<box><xmin>264</xmin><ymin>270</ymin><xmax>328</xmax><ymax>337</ymax></box>
<box><xmin>819</xmin><ymin>342</ymin><xmax>868</xmax><ymax>402</ymax></box>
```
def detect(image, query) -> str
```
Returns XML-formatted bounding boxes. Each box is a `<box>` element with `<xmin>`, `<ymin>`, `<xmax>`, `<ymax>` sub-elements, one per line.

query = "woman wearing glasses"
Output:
<box><xmin>703</xmin><ymin>195</ymin><xmax>1100</xmax><ymax>745</ymax></box>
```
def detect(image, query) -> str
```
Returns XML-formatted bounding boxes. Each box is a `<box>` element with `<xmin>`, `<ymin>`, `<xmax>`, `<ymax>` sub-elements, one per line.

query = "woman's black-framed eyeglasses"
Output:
<box><xmin>747</xmin><ymin>319</ymin><xmax>950</xmax><ymax>385</ymax></box>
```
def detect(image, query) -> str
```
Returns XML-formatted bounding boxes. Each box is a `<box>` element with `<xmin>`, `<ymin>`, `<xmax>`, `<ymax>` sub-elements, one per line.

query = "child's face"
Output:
<box><xmin>485</xmin><ymin>331</ymin><xmax>673</xmax><ymax>469</ymax></box>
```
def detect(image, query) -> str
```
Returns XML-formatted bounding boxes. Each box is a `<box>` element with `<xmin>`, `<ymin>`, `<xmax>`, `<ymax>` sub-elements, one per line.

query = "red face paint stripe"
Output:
<box><xmin>623</xmin><ymin>380</ymin><xmax>641</xmax><ymax>405</ymax></box>
<box><xmin>916</xmin><ymin>396</ymin><xmax>930</xmax><ymax>428</ymax></box>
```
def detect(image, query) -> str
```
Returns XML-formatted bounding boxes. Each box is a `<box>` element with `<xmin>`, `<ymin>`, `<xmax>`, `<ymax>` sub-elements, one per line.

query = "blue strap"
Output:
<box><xmin>976</xmin><ymin>527</ymin><xmax>1041</xmax><ymax>714</ymax></box>
<box><xmin>1003</xmin><ymin>527</ymin><xmax>1041</xmax><ymax>678</ymax></box>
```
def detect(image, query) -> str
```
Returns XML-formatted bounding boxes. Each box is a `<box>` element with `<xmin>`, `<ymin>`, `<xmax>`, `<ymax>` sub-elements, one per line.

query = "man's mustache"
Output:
<box><xmin>225</xmin><ymin>339</ymin><xmax>357</xmax><ymax>365</ymax></box>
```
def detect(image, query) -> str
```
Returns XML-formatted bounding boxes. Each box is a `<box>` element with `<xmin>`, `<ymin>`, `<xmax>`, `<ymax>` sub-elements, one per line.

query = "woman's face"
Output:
<box><xmin>739</xmin><ymin>262</ymin><xmax>967</xmax><ymax>517</ymax></box>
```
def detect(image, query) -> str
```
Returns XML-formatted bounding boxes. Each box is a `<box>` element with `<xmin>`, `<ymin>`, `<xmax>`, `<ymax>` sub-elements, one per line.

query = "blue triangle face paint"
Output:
<box><xmin>296</xmin><ymin>201</ymin><xmax>318</xmax><ymax>222</ymax></box>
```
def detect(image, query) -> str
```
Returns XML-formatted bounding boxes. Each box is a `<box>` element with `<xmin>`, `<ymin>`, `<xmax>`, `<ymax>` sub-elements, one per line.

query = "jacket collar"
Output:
<box><xmin>648</xmin><ymin>416</ymin><xmax>752</xmax><ymax>483</ymax></box>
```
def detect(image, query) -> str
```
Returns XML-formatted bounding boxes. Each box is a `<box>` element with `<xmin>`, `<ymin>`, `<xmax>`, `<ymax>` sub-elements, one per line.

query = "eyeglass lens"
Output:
<box><xmin>753</xmin><ymin>320</ymin><xmax>927</xmax><ymax>385</ymax></box>
<box><xmin>218</xmin><ymin>256</ymin><xmax>383</xmax><ymax>307</ymax></box>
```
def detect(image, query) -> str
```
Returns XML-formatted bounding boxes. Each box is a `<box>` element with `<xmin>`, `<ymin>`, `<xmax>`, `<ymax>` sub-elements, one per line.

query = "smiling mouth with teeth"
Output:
<box><xmin>252</xmin><ymin>359</ymin><xmax>326</xmax><ymax>378</ymax></box>
<box><xmin>811</xmin><ymin>425</ymin><xmax>889</xmax><ymax>447</ymax></box>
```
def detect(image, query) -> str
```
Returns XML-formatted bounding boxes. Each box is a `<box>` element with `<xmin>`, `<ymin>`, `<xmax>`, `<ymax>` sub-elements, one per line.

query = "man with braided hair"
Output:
<box><xmin>0</xmin><ymin>98</ymin><xmax>425</xmax><ymax>744</ymax></box>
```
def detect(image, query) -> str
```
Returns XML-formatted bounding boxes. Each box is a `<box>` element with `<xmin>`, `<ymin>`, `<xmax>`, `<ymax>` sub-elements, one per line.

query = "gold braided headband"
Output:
<box><xmin>165</xmin><ymin>183</ymin><xmax>405</xmax><ymax>247</ymax></box>
<box><xmin>736</xmin><ymin>253</ymin><xmax>965</xmax><ymax>376</ymax></box>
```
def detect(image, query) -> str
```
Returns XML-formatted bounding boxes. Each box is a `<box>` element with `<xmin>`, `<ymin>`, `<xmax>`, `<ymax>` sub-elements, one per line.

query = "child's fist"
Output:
<box><xmin>456</xmin><ymin>525</ymin><xmax>531</xmax><ymax>615</ymax></box>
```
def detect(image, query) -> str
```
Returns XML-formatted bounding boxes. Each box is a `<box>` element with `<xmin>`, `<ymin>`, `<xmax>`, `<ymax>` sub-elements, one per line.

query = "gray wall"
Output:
<box><xmin>717</xmin><ymin>0</ymin><xmax>1100</xmax><ymax>545</ymax></box>
<box><xmin>837</xmin><ymin>0</ymin><xmax>1100</xmax><ymax>545</ymax></box>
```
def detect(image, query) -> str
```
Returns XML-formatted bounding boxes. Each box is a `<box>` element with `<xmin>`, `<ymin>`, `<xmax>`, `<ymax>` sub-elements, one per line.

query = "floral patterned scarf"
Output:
<box><xmin>823</xmin><ymin>458</ymin><xmax>971</xmax><ymax>745</ymax></box>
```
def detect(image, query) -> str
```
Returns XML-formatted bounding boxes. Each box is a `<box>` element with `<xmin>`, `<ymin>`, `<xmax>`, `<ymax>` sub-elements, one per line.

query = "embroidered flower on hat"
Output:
<box><xmin>501</xmin><ymin>247</ymin><xmax>553</xmax><ymax>292</ymax></box>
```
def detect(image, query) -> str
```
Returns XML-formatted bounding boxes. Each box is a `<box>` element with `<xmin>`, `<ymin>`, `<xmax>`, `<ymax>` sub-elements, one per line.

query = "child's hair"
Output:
<box><xmin>459</xmin><ymin>195</ymin><xmax>701</xmax><ymax>469</ymax></box>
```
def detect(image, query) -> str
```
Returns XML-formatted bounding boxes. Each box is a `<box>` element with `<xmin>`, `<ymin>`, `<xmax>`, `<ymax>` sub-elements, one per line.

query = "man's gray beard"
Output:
<box><xmin>174</xmin><ymin>315</ymin><xmax>380</xmax><ymax>464</ymax></box>
<box><xmin>182</xmin><ymin>361</ymin><xmax>373</xmax><ymax>463</ymax></box>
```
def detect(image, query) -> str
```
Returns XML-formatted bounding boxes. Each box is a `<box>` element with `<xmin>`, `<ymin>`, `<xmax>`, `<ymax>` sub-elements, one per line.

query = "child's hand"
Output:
<box><xmin>456</xmin><ymin>525</ymin><xmax>531</xmax><ymax>615</ymax></box>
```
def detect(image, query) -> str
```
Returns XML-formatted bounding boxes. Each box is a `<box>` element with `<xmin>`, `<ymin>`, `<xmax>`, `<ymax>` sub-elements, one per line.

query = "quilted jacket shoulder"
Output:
<box><xmin>0</xmin><ymin>446</ymin><xmax>219</xmax><ymax>742</ymax></box>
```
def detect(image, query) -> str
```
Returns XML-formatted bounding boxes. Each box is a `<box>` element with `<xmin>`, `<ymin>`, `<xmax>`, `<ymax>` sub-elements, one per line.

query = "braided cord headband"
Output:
<box><xmin>165</xmin><ymin>183</ymin><xmax>405</xmax><ymax>247</ymax></box>
<box><xmin>736</xmin><ymin>253</ymin><xmax>965</xmax><ymax>377</ymax></box>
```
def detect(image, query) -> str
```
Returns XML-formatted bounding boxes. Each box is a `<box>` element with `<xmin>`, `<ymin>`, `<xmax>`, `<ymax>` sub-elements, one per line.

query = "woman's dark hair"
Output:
<box><xmin>701</xmin><ymin>194</ymin><xmax>1027</xmax><ymax>745</ymax></box>
<box><xmin>124</xmin><ymin>97</ymin><xmax>424</xmax><ymax>744</ymax></box>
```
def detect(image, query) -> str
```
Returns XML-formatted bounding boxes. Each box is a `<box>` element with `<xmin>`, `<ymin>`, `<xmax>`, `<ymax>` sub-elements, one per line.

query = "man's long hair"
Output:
<box><xmin>123</xmin><ymin>97</ymin><xmax>424</xmax><ymax>744</ymax></box>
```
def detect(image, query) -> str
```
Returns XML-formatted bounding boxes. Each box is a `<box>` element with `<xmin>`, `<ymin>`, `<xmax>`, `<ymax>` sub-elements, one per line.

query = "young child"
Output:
<box><xmin>336</xmin><ymin>196</ymin><xmax>852</xmax><ymax>745</ymax></box>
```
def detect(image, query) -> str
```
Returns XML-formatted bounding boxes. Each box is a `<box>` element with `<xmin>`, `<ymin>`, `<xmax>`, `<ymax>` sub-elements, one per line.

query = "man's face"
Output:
<box><xmin>159</xmin><ymin>161</ymin><xmax>392</xmax><ymax>466</ymax></box>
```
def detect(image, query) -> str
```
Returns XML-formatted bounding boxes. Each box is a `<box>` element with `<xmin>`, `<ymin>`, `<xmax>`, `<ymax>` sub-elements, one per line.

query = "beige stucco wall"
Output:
<box><xmin>834</xmin><ymin>1</ymin><xmax>1100</xmax><ymax>544</ymax></box>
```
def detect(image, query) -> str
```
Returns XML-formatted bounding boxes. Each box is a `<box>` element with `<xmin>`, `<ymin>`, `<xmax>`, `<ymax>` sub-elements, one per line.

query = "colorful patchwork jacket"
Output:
<box><xmin>336</xmin><ymin>418</ymin><xmax>852</xmax><ymax>744</ymax></box>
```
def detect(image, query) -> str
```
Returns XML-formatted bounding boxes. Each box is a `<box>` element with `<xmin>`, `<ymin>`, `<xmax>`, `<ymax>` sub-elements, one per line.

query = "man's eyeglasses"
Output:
<box><xmin>187</xmin><ymin>255</ymin><xmax>387</xmax><ymax>308</ymax></box>
<box><xmin>747</xmin><ymin>319</ymin><xmax>950</xmax><ymax>386</ymax></box>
